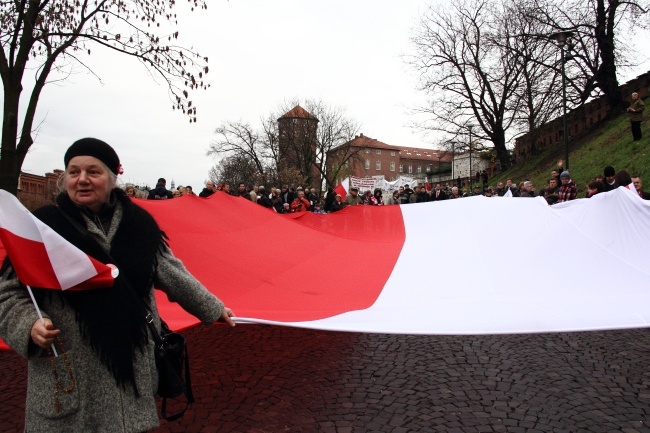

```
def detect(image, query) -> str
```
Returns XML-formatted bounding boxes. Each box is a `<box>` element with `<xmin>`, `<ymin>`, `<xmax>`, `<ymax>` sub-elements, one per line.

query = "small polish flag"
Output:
<box><xmin>0</xmin><ymin>190</ymin><xmax>117</xmax><ymax>291</ymax></box>
<box><xmin>333</xmin><ymin>177</ymin><xmax>349</xmax><ymax>200</ymax></box>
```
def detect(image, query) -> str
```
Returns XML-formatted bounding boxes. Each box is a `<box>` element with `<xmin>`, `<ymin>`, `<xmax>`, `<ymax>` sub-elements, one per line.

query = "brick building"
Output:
<box><xmin>327</xmin><ymin>134</ymin><xmax>453</xmax><ymax>186</ymax></box>
<box><xmin>278</xmin><ymin>105</ymin><xmax>320</xmax><ymax>185</ymax></box>
<box><xmin>16</xmin><ymin>169</ymin><xmax>63</xmax><ymax>211</ymax></box>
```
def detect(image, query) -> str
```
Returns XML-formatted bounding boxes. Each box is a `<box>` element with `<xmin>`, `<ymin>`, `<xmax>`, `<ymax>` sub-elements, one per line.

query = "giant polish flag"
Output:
<box><xmin>0</xmin><ymin>190</ymin><xmax>116</xmax><ymax>291</ymax></box>
<box><xmin>1</xmin><ymin>187</ymin><xmax>649</xmax><ymax>354</ymax></box>
<box><xmin>136</xmin><ymin>187</ymin><xmax>650</xmax><ymax>335</ymax></box>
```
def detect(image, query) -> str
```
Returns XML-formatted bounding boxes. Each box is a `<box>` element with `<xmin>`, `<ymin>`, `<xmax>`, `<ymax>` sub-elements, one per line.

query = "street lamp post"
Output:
<box><xmin>550</xmin><ymin>30</ymin><xmax>574</xmax><ymax>171</ymax></box>
<box><xmin>437</xmin><ymin>154</ymin><xmax>442</xmax><ymax>183</ymax></box>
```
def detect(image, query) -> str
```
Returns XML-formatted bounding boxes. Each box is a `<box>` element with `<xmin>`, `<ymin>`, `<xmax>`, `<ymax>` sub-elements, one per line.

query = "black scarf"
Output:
<box><xmin>3</xmin><ymin>189</ymin><xmax>166</xmax><ymax>395</ymax></box>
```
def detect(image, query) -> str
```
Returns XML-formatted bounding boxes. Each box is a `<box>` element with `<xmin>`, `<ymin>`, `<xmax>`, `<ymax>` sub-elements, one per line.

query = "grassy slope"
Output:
<box><xmin>491</xmin><ymin>98</ymin><xmax>649</xmax><ymax>195</ymax></box>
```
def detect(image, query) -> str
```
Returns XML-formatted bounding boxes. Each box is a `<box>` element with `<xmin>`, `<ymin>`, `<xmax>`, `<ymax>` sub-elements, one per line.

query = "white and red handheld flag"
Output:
<box><xmin>0</xmin><ymin>190</ymin><xmax>116</xmax><ymax>290</ymax></box>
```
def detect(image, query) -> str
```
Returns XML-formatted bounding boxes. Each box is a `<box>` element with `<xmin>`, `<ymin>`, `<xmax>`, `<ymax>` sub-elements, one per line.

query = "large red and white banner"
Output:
<box><xmin>1</xmin><ymin>187</ymin><xmax>649</xmax><ymax>352</ymax></box>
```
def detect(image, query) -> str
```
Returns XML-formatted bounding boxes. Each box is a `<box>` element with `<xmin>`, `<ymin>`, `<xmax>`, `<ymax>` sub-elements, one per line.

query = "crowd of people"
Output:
<box><xmin>131</xmin><ymin>164</ymin><xmax>649</xmax><ymax>215</ymax></box>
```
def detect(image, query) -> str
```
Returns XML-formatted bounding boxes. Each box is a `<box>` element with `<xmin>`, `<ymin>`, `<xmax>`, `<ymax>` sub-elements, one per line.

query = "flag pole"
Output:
<box><xmin>26</xmin><ymin>286</ymin><xmax>59</xmax><ymax>357</ymax></box>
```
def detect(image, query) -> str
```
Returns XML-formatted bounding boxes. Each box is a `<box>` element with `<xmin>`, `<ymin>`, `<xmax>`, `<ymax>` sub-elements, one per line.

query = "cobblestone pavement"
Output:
<box><xmin>2</xmin><ymin>325</ymin><xmax>649</xmax><ymax>432</ymax></box>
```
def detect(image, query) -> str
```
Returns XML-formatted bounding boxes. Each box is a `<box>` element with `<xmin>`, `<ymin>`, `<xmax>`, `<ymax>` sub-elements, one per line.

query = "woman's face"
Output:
<box><xmin>65</xmin><ymin>156</ymin><xmax>113</xmax><ymax>213</ymax></box>
<box><xmin>126</xmin><ymin>188</ymin><xmax>135</xmax><ymax>197</ymax></box>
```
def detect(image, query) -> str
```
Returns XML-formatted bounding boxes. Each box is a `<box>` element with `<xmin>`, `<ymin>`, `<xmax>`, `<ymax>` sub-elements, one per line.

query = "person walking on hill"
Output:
<box><xmin>627</xmin><ymin>92</ymin><xmax>645</xmax><ymax>141</ymax></box>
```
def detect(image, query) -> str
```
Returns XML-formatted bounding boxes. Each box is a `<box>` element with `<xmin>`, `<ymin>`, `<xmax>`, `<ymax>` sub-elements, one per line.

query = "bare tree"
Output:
<box><xmin>208</xmin><ymin>121</ymin><xmax>269</xmax><ymax>179</ymax></box>
<box><xmin>208</xmin><ymin>155</ymin><xmax>261</xmax><ymax>190</ymax></box>
<box><xmin>209</xmin><ymin>99</ymin><xmax>360</xmax><ymax>191</ymax></box>
<box><xmin>524</xmin><ymin>0</ymin><xmax>649</xmax><ymax>117</ymax></box>
<box><xmin>504</xmin><ymin>0</ymin><xmax>564</xmax><ymax>156</ymax></box>
<box><xmin>408</xmin><ymin>0</ymin><xmax>523</xmax><ymax>170</ymax></box>
<box><xmin>0</xmin><ymin>0</ymin><xmax>210</xmax><ymax>194</ymax></box>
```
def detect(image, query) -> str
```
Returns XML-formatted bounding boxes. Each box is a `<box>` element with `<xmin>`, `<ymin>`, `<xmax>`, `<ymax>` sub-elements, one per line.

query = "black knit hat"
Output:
<box><xmin>64</xmin><ymin>138</ymin><xmax>121</xmax><ymax>175</ymax></box>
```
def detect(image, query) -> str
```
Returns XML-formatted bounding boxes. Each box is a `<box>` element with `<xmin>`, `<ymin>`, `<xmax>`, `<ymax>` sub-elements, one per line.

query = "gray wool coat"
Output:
<box><xmin>0</xmin><ymin>201</ymin><xmax>224</xmax><ymax>432</ymax></box>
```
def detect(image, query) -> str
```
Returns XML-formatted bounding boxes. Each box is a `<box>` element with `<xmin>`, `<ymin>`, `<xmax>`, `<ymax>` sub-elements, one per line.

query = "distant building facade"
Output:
<box><xmin>17</xmin><ymin>169</ymin><xmax>63</xmax><ymax>211</ymax></box>
<box><xmin>278</xmin><ymin>105</ymin><xmax>320</xmax><ymax>185</ymax></box>
<box><xmin>327</xmin><ymin>134</ymin><xmax>462</xmax><ymax>186</ymax></box>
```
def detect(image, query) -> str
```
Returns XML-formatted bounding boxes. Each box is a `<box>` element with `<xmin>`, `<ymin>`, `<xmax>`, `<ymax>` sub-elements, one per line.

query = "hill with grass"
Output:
<box><xmin>492</xmin><ymin>97</ymin><xmax>649</xmax><ymax>195</ymax></box>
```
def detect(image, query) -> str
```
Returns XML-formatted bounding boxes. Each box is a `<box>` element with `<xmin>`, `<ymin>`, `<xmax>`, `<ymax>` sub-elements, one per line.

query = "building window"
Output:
<box><xmin>376</xmin><ymin>150</ymin><xmax>381</xmax><ymax>155</ymax></box>
<box><xmin>390</xmin><ymin>162</ymin><xmax>395</xmax><ymax>172</ymax></box>
<box><xmin>365</xmin><ymin>149</ymin><xmax>370</xmax><ymax>154</ymax></box>
<box><xmin>399</xmin><ymin>164</ymin><xmax>403</xmax><ymax>173</ymax></box>
<box><xmin>417</xmin><ymin>166</ymin><xmax>422</xmax><ymax>173</ymax></box>
<box><xmin>408</xmin><ymin>165</ymin><xmax>413</xmax><ymax>174</ymax></box>
<box><xmin>391</xmin><ymin>151</ymin><xmax>396</xmax><ymax>156</ymax></box>
<box><xmin>427</xmin><ymin>165</ymin><xmax>432</xmax><ymax>172</ymax></box>
<box><xmin>376</xmin><ymin>160</ymin><xmax>381</xmax><ymax>170</ymax></box>
<box><xmin>365</xmin><ymin>159</ymin><xmax>370</xmax><ymax>170</ymax></box>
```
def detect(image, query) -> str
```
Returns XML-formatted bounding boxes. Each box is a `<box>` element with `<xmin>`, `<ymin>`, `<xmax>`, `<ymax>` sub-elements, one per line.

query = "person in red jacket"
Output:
<box><xmin>290</xmin><ymin>190</ymin><xmax>311</xmax><ymax>212</ymax></box>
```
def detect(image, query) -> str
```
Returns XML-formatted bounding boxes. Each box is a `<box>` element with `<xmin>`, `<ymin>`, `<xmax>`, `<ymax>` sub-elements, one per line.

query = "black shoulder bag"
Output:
<box><xmin>145</xmin><ymin>313</ymin><xmax>195</xmax><ymax>421</ymax></box>
<box><xmin>56</xmin><ymin>208</ymin><xmax>195</xmax><ymax>421</ymax></box>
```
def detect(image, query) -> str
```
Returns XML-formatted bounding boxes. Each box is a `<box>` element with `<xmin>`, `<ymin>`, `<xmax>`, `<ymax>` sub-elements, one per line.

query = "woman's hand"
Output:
<box><xmin>30</xmin><ymin>318</ymin><xmax>60</xmax><ymax>348</ymax></box>
<box><xmin>220</xmin><ymin>307</ymin><xmax>236</xmax><ymax>327</ymax></box>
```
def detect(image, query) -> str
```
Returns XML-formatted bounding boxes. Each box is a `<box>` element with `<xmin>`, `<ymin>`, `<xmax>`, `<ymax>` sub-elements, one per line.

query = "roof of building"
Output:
<box><xmin>279</xmin><ymin>105</ymin><xmax>318</xmax><ymax>121</ymax></box>
<box><xmin>341</xmin><ymin>134</ymin><xmax>452</xmax><ymax>162</ymax></box>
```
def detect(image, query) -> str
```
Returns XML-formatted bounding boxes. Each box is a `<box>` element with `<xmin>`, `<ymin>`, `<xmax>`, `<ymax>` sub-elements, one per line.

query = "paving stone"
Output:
<box><xmin>2</xmin><ymin>326</ymin><xmax>650</xmax><ymax>432</ymax></box>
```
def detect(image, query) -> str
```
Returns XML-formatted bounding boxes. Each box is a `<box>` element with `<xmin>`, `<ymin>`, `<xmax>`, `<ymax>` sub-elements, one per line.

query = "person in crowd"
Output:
<box><xmin>481</xmin><ymin>171</ymin><xmax>488</xmax><ymax>187</ymax></box>
<box><xmin>223</xmin><ymin>183</ymin><xmax>231</xmax><ymax>195</ymax></box>
<box><xmin>236</xmin><ymin>183</ymin><xmax>251</xmax><ymax>200</ymax></box>
<box><xmin>627</xmin><ymin>92</ymin><xmax>645</xmax><ymax>141</ymax></box>
<box><xmin>185</xmin><ymin>185</ymin><xmax>195</xmax><ymax>196</ymax></box>
<box><xmin>199</xmin><ymin>180</ymin><xmax>217</xmax><ymax>198</ymax></box>
<box><xmin>484</xmin><ymin>187</ymin><xmax>494</xmax><ymax>197</ymax></box>
<box><xmin>363</xmin><ymin>190</ymin><xmax>377</xmax><ymax>205</ymax></box>
<box><xmin>323</xmin><ymin>187</ymin><xmax>336</xmax><ymax>212</ymax></box>
<box><xmin>258</xmin><ymin>186</ymin><xmax>272</xmax><ymax>208</ymax></box>
<box><xmin>415</xmin><ymin>185</ymin><xmax>429</xmax><ymax>203</ymax></box>
<box><xmin>495</xmin><ymin>181</ymin><xmax>506</xmax><ymax>197</ymax></box>
<box><xmin>307</xmin><ymin>188</ymin><xmax>319</xmax><ymax>211</ymax></box>
<box><xmin>147</xmin><ymin>177</ymin><xmax>173</xmax><ymax>200</ymax></box>
<box><xmin>330</xmin><ymin>194</ymin><xmax>346</xmax><ymax>212</ymax></box>
<box><xmin>373</xmin><ymin>188</ymin><xmax>385</xmax><ymax>205</ymax></box>
<box><xmin>172</xmin><ymin>189</ymin><xmax>182</xmax><ymax>198</ymax></box>
<box><xmin>216</xmin><ymin>183</ymin><xmax>223</xmax><ymax>191</ymax></box>
<box><xmin>615</xmin><ymin>170</ymin><xmax>632</xmax><ymax>188</ymax></box>
<box><xmin>471</xmin><ymin>186</ymin><xmax>482</xmax><ymax>197</ymax></box>
<box><xmin>125</xmin><ymin>185</ymin><xmax>137</xmax><ymax>198</ymax></box>
<box><xmin>631</xmin><ymin>175</ymin><xmax>650</xmax><ymax>199</ymax></box>
<box><xmin>271</xmin><ymin>189</ymin><xmax>284</xmax><ymax>212</ymax></box>
<box><xmin>290</xmin><ymin>190</ymin><xmax>311</xmax><ymax>212</ymax></box>
<box><xmin>0</xmin><ymin>138</ymin><xmax>235</xmax><ymax>432</ymax></box>
<box><xmin>448</xmin><ymin>186</ymin><xmax>462</xmax><ymax>199</ymax></box>
<box><xmin>520</xmin><ymin>181</ymin><xmax>536</xmax><ymax>197</ymax></box>
<box><xmin>557</xmin><ymin>171</ymin><xmax>577</xmax><ymax>203</ymax></box>
<box><xmin>543</xmin><ymin>178</ymin><xmax>560</xmax><ymax>205</ymax></box>
<box><xmin>398</xmin><ymin>186</ymin><xmax>409</xmax><ymax>205</ymax></box>
<box><xmin>586</xmin><ymin>180</ymin><xmax>605</xmax><ymax>198</ymax></box>
<box><xmin>505</xmin><ymin>178</ymin><xmax>520</xmax><ymax>197</ymax></box>
<box><xmin>282</xmin><ymin>202</ymin><xmax>291</xmax><ymax>214</ymax></box>
<box><xmin>386</xmin><ymin>190</ymin><xmax>400</xmax><ymax>205</ymax></box>
<box><xmin>249</xmin><ymin>185</ymin><xmax>258</xmax><ymax>203</ymax></box>
<box><xmin>345</xmin><ymin>187</ymin><xmax>363</xmax><ymax>206</ymax></box>
<box><xmin>403</xmin><ymin>184</ymin><xmax>414</xmax><ymax>203</ymax></box>
<box><xmin>431</xmin><ymin>183</ymin><xmax>447</xmax><ymax>201</ymax></box>
<box><xmin>602</xmin><ymin>166</ymin><xmax>617</xmax><ymax>191</ymax></box>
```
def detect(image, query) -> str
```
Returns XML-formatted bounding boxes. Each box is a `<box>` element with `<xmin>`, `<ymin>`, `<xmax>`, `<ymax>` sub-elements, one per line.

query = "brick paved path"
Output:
<box><xmin>1</xmin><ymin>325</ymin><xmax>649</xmax><ymax>432</ymax></box>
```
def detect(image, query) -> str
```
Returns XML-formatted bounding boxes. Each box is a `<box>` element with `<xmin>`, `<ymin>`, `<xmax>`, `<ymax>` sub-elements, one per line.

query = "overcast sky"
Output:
<box><xmin>16</xmin><ymin>0</ymin><xmax>650</xmax><ymax>190</ymax></box>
